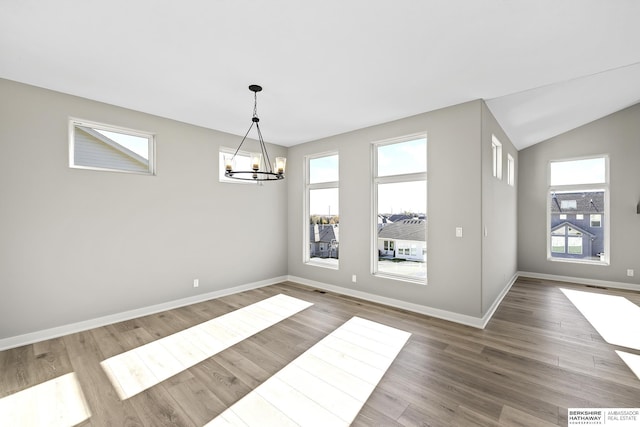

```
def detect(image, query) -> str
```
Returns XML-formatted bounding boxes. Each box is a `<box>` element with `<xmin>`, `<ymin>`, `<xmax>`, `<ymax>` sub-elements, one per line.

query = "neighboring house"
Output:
<box><xmin>309</xmin><ymin>224</ymin><xmax>339</xmax><ymax>259</ymax></box>
<box><xmin>550</xmin><ymin>191</ymin><xmax>604</xmax><ymax>259</ymax></box>
<box><xmin>74</xmin><ymin>126</ymin><xmax>149</xmax><ymax>173</ymax></box>
<box><xmin>378</xmin><ymin>219</ymin><xmax>426</xmax><ymax>261</ymax></box>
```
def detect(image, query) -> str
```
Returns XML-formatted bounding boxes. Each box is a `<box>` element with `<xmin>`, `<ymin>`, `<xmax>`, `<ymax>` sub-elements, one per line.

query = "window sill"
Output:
<box><xmin>373</xmin><ymin>272</ymin><xmax>427</xmax><ymax>286</ymax></box>
<box><xmin>306</xmin><ymin>259</ymin><xmax>339</xmax><ymax>270</ymax></box>
<box><xmin>547</xmin><ymin>257</ymin><xmax>610</xmax><ymax>266</ymax></box>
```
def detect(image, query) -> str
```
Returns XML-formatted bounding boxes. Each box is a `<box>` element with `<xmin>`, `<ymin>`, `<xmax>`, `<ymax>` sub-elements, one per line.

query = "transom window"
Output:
<box><xmin>69</xmin><ymin>119</ymin><xmax>155</xmax><ymax>175</ymax></box>
<box><xmin>219</xmin><ymin>147</ymin><xmax>254</xmax><ymax>184</ymax></box>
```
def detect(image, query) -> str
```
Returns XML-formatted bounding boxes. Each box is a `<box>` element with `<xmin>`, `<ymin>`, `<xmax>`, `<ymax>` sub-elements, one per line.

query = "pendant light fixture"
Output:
<box><xmin>224</xmin><ymin>84</ymin><xmax>286</xmax><ymax>181</ymax></box>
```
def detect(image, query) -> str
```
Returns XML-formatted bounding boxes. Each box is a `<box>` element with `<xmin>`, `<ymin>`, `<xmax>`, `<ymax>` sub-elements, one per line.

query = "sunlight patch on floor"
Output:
<box><xmin>205</xmin><ymin>316</ymin><xmax>411</xmax><ymax>427</ymax></box>
<box><xmin>616</xmin><ymin>351</ymin><xmax>640</xmax><ymax>381</ymax></box>
<box><xmin>560</xmin><ymin>288</ymin><xmax>640</xmax><ymax>351</ymax></box>
<box><xmin>0</xmin><ymin>372</ymin><xmax>91</xmax><ymax>427</ymax></box>
<box><xmin>101</xmin><ymin>294</ymin><xmax>313</xmax><ymax>399</ymax></box>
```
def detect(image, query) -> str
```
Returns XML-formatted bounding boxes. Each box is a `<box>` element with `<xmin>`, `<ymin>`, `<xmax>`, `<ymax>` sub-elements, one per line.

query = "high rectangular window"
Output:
<box><xmin>305</xmin><ymin>153</ymin><xmax>339</xmax><ymax>268</ymax></box>
<box><xmin>219</xmin><ymin>147</ymin><xmax>255</xmax><ymax>183</ymax></box>
<box><xmin>373</xmin><ymin>136</ymin><xmax>427</xmax><ymax>283</ymax></box>
<box><xmin>507</xmin><ymin>153</ymin><xmax>515</xmax><ymax>186</ymax></box>
<box><xmin>492</xmin><ymin>135</ymin><xmax>503</xmax><ymax>180</ymax></box>
<box><xmin>69</xmin><ymin>119</ymin><xmax>155</xmax><ymax>175</ymax></box>
<box><xmin>548</xmin><ymin>156</ymin><xmax>608</xmax><ymax>263</ymax></box>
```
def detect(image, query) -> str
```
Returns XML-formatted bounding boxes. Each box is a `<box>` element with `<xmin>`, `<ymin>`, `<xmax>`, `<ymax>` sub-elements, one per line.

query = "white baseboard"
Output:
<box><xmin>518</xmin><ymin>271</ymin><xmax>640</xmax><ymax>292</ymax></box>
<box><xmin>287</xmin><ymin>275</ymin><xmax>500</xmax><ymax>329</ymax></box>
<box><xmin>0</xmin><ymin>276</ymin><xmax>287</xmax><ymax>352</ymax></box>
<box><xmin>480</xmin><ymin>272</ymin><xmax>518</xmax><ymax>328</ymax></box>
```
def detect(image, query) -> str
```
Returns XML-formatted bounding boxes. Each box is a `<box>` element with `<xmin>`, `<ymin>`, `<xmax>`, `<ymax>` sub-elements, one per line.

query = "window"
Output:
<box><xmin>373</xmin><ymin>135</ymin><xmax>427</xmax><ymax>283</ymax></box>
<box><xmin>551</xmin><ymin>224</ymin><xmax>584</xmax><ymax>255</ymax></box>
<box><xmin>507</xmin><ymin>153</ymin><xmax>515</xmax><ymax>186</ymax></box>
<box><xmin>219</xmin><ymin>147</ymin><xmax>255</xmax><ymax>183</ymax></box>
<box><xmin>69</xmin><ymin>119</ymin><xmax>154</xmax><ymax>174</ymax></box>
<box><xmin>305</xmin><ymin>153</ymin><xmax>339</xmax><ymax>268</ymax></box>
<box><xmin>492</xmin><ymin>135</ymin><xmax>502</xmax><ymax>180</ymax></box>
<box><xmin>548</xmin><ymin>156</ymin><xmax>608</xmax><ymax>263</ymax></box>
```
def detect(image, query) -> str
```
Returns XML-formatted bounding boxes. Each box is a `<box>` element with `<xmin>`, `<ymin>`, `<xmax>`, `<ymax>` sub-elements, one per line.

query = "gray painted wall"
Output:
<box><xmin>0</xmin><ymin>79</ymin><xmax>288</xmax><ymax>339</ymax></box>
<box><xmin>287</xmin><ymin>100</ymin><xmax>518</xmax><ymax>318</ymax></box>
<box><xmin>481</xmin><ymin>103</ymin><xmax>518</xmax><ymax>314</ymax></box>
<box><xmin>518</xmin><ymin>103</ymin><xmax>640</xmax><ymax>286</ymax></box>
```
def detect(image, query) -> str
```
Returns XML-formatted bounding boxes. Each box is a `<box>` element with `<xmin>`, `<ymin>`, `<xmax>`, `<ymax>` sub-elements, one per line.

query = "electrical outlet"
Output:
<box><xmin>193</xmin><ymin>279</ymin><xmax>199</xmax><ymax>288</ymax></box>
<box><xmin>627</xmin><ymin>269</ymin><xmax>634</xmax><ymax>277</ymax></box>
<box><xmin>455</xmin><ymin>227</ymin><xmax>463</xmax><ymax>238</ymax></box>
<box><xmin>352</xmin><ymin>274</ymin><xmax>357</xmax><ymax>283</ymax></box>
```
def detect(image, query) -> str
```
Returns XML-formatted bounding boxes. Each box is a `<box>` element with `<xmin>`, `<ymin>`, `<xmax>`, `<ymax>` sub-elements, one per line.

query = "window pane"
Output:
<box><xmin>310</xmin><ymin>154</ymin><xmax>339</xmax><ymax>184</ymax></box>
<box><xmin>551</xmin><ymin>236</ymin><xmax>565</xmax><ymax>253</ymax></box>
<box><xmin>550</xmin><ymin>158</ymin><xmax>605</xmax><ymax>186</ymax></box>
<box><xmin>377</xmin><ymin>181</ymin><xmax>426</xmax><ymax>216</ymax></box>
<box><xmin>549</xmin><ymin>189</ymin><xmax>605</xmax><ymax>261</ymax></box>
<box><xmin>219</xmin><ymin>150</ymin><xmax>253</xmax><ymax>182</ymax></box>
<box><xmin>377</xmin><ymin>138</ymin><xmax>426</xmax><ymax>177</ymax></box>
<box><xmin>568</xmin><ymin>237</ymin><xmax>583</xmax><ymax>254</ymax></box>
<box><xmin>309</xmin><ymin>188</ymin><xmax>339</xmax><ymax>264</ymax></box>
<box><xmin>377</xmin><ymin>180</ymin><xmax>426</xmax><ymax>279</ymax></box>
<box><xmin>71</xmin><ymin>121</ymin><xmax>154</xmax><ymax>174</ymax></box>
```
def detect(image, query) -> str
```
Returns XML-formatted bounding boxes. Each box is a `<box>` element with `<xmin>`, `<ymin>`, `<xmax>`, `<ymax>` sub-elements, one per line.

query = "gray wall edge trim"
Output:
<box><xmin>0</xmin><ymin>276</ymin><xmax>288</xmax><ymax>351</ymax></box>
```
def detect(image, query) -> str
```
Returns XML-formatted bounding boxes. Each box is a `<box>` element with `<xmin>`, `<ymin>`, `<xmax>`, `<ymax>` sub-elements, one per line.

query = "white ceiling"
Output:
<box><xmin>1</xmin><ymin>1</ymin><xmax>639</xmax><ymax>150</ymax></box>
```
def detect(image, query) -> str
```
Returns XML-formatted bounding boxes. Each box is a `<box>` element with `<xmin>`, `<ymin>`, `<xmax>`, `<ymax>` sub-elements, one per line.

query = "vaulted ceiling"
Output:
<box><xmin>2</xmin><ymin>1</ymin><xmax>639</xmax><ymax>150</ymax></box>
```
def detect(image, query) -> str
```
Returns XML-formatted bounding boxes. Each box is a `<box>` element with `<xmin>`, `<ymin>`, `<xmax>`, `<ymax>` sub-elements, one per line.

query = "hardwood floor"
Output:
<box><xmin>1</xmin><ymin>277</ymin><xmax>639</xmax><ymax>426</ymax></box>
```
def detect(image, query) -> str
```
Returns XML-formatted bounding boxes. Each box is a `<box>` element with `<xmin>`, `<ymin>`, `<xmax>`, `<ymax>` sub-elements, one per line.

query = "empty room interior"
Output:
<box><xmin>1</xmin><ymin>1</ymin><xmax>640</xmax><ymax>426</ymax></box>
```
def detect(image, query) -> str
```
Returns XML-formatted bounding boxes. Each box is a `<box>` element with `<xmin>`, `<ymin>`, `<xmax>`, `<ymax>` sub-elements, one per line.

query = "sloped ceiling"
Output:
<box><xmin>1</xmin><ymin>1</ymin><xmax>639</xmax><ymax>150</ymax></box>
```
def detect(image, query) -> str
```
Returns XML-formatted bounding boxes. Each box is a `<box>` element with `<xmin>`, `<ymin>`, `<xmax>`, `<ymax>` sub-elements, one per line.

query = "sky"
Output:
<box><xmin>95</xmin><ymin>129</ymin><xmax>150</xmax><ymax>159</ymax></box>
<box><xmin>550</xmin><ymin>157</ymin><xmax>605</xmax><ymax>186</ymax></box>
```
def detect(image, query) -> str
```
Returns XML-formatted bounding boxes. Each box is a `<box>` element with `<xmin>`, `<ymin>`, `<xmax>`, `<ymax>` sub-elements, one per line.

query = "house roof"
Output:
<box><xmin>309</xmin><ymin>224</ymin><xmax>339</xmax><ymax>244</ymax></box>
<box><xmin>77</xmin><ymin>126</ymin><xmax>148</xmax><ymax>166</ymax></box>
<box><xmin>551</xmin><ymin>221</ymin><xmax>596</xmax><ymax>238</ymax></box>
<box><xmin>550</xmin><ymin>191</ymin><xmax>604</xmax><ymax>214</ymax></box>
<box><xmin>378</xmin><ymin>219</ymin><xmax>426</xmax><ymax>242</ymax></box>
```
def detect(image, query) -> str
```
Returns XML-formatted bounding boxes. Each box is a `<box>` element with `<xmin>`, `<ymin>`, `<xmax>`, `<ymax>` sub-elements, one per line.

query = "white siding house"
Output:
<box><xmin>73</xmin><ymin>126</ymin><xmax>149</xmax><ymax>173</ymax></box>
<box><xmin>378</xmin><ymin>219</ymin><xmax>426</xmax><ymax>262</ymax></box>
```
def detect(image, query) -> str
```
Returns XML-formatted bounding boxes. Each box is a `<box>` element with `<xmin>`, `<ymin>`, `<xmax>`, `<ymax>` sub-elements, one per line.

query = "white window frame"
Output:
<box><xmin>507</xmin><ymin>153</ymin><xmax>515</xmax><ymax>186</ymax></box>
<box><xmin>69</xmin><ymin>118</ymin><xmax>155</xmax><ymax>175</ymax></box>
<box><xmin>304</xmin><ymin>152</ymin><xmax>339</xmax><ymax>269</ymax></box>
<box><xmin>547</xmin><ymin>155</ymin><xmax>609</xmax><ymax>265</ymax></box>
<box><xmin>371</xmin><ymin>134</ymin><xmax>427</xmax><ymax>285</ymax></box>
<box><xmin>492</xmin><ymin>135</ymin><xmax>503</xmax><ymax>180</ymax></box>
<box><xmin>219</xmin><ymin>147</ymin><xmax>257</xmax><ymax>184</ymax></box>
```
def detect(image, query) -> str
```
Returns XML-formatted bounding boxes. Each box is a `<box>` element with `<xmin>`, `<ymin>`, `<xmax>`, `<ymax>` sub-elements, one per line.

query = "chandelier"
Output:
<box><xmin>224</xmin><ymin>85</ymin><xmax>286</xmax><ymax>181</ymax></box>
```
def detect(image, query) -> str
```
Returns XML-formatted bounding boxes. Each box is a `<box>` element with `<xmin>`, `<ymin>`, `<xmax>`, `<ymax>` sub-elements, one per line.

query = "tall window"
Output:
<box><xmin>373</xmin><ymin>135</ymin><xmax>427</xmax><ymax>283</ymax></box>
<box><xmin>548</xmin><ymin>156</ymin><xmax>608</xmax><ymax>263</ymax></box>
<box><xmin>305</xmin><ymin>153</ymin><xmax>339</xmax><ymax>268</ymax></box>
<box><xmin>69</xmin><ymin>119</ymin><xmax>155</xmax><ymax>175</ymax></box>
<box><xmin>492</xmin><ymin>135</ymin><xmax>502</xmax><ymax>180</ymax></box>
<box><xmin>507</xmin><ymin>153</ymin><xmax>515</xmax><ymax>186</ymax></box>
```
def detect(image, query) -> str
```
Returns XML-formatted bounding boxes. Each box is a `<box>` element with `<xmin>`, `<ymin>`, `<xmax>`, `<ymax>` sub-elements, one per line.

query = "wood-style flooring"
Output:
<box><xmin>1</xmin><ymin>277</ymin><xmax>639</xmax><ymax>426</ymax></box>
